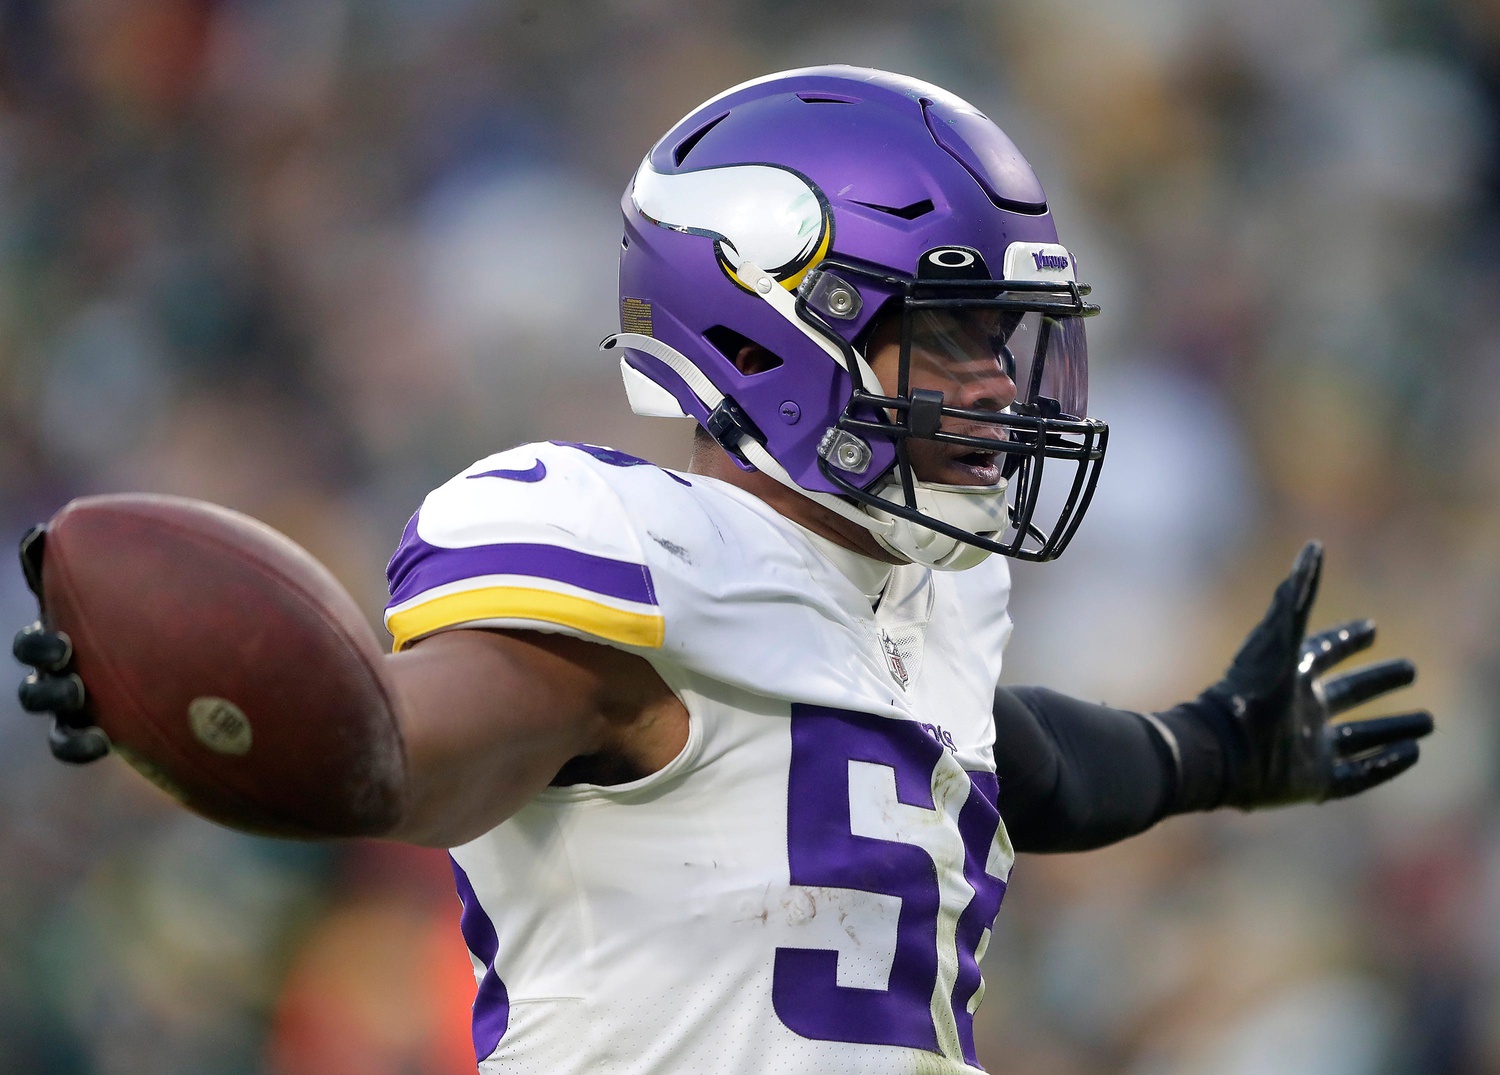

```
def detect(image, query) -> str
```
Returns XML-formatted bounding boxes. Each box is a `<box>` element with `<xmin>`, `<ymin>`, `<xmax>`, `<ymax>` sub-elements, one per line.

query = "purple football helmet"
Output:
<box><xmin>605</xmin><ymin>65</ymin><xmax>1107</xmax><ymax>566</ymax></box>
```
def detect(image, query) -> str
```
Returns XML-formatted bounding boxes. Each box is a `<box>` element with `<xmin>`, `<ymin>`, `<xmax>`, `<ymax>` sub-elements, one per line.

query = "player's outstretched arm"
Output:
<box><xmin>991</xmin><ymin>685</ymin><xmax>1180</xmax><ymax>852</ymax></box>
<box><xmin>381</xmin><ymin>629</ymin><xmax>685</xmax><ymax>848</ymax></box>
<box><xmin>13</xmin><ymin>520</ymin><xmax>683</xmax><ymax>847</ymax></box>
<box><xmin>994</xmin><ymin>541</ymin><xmax>1434</xmax><ymax>853</ymax></box>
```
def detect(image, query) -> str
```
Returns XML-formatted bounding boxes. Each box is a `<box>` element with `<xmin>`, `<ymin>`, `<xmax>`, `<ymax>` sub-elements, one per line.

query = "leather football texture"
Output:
<box><xmin>41</xmin><ymin>494</ymin><xmax>405</xmax><ymax>838</ymax></box>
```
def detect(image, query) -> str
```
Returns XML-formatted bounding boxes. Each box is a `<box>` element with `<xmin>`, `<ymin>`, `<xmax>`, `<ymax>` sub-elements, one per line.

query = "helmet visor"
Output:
<box><xmin>898</xmin><ymin>304</ymin><xmax>1089</xmax><ymax>420</ymax></box>
<box><xmin>805</xmin><ymin>258</ymin><xmax>1107</xmax><ymax>563</ymax></box>
<box><xmin>1001</xmin><ymin>308</ymin><xmax>1089</xmax><ymax>419</ymax></box>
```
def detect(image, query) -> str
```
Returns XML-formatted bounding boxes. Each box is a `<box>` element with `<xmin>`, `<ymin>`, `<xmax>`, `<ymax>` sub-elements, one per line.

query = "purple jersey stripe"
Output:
<box><xmin>387</xmin><ymin>526</ymin><xmax>657</xmax><ymax>609</ymax></box>
<box><xmin>387</xmin><ymin>512</ymin><xmax>421</xmax><ymax>593</ymax></box>
<box><xmin>451</xmin><ymin>856</ymin><xmax>510</xmax><ymax>1063</ymax></box>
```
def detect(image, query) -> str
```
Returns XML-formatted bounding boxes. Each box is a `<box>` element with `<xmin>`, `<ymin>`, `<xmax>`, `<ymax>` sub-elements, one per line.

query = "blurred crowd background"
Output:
<box><xmin>1</xmin><ymin>0</ymin><xmax>1498</xmax><ymax>1072</ymax></box>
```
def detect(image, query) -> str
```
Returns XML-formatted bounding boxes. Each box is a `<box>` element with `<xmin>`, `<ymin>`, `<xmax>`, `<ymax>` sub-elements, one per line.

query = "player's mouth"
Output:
<box><xmin>941</xmin><ymin>448</ymin><xmax>1002</xmax><ymax>486</ymax></box>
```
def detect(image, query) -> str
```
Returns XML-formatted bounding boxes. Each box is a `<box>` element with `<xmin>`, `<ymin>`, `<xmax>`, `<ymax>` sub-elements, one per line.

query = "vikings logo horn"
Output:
<box><xmin>630</xmin><ymin>159</ymin><xmax>833</xmax><ymax>291</ymax></box>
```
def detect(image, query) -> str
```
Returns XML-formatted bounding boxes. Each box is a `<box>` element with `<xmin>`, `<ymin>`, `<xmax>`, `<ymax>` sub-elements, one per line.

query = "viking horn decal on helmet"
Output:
<box><xmin>629</xmin><ymin>159</ymin><xmax>832</xmax><ymax>290</ymax></box>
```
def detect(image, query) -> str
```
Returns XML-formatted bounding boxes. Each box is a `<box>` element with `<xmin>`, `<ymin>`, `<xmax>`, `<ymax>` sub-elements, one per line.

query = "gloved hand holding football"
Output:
<box><xmin>14</xmin><ymin>524</ymin><xmax>111</xmax><ymax>765</ymax></box>
<box><xmin>12</xmin><ymin>495</ymin><xmax>406</xmax><ymax>837</ymax></box>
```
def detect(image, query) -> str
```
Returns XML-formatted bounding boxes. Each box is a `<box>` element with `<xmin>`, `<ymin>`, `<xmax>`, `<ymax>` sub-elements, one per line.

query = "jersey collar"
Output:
<box><xmin>792</xmin><ymin>523</ymin><xmax>895</xmax><ymax>607</ymax></box>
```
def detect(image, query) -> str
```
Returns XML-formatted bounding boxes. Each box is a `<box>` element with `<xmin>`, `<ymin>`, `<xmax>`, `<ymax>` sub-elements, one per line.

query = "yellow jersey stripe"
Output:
<box><xmin>388</xmin><ymin>585</ymin><xmax>665</xmax><ymax>651</ymax></box>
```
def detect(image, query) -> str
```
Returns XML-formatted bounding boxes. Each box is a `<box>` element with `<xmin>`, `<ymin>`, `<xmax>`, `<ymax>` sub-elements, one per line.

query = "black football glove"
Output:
<box><xmin>1197</xmin><ymin>540</ymin><xmax>1432</xmax><ymax>809</ymax></box>
<box><xmin>12</xmin><ymin>525</ymin><xmax>111</xmax><ymax>764</ymax></box>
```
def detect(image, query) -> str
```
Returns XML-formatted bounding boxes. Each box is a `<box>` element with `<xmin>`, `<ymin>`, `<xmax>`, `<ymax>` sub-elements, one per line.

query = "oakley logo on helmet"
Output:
<box><xmin>630</xmin><ymin>159</ymin><xmax>832</xmax><ymax>291</ymax></box>
<box><xmin>918</xmin><ymin>246</ymin><xmax>992</xmax><ymax>280</ymax></box>
<box><xmin>929</xmin><ymin>249</ymin><xmax>974</xmax><ymax>268</ymax></box>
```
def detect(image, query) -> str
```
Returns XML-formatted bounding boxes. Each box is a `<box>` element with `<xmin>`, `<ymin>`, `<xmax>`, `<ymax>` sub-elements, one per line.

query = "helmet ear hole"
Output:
<box><xmin>705</xmin><ymin>326</ymin><xmax>783</xmax><ymax>375</ymax></box>
<box><xmin>853</xmin><ymin>298</ymin><xmax>901</xmax><ymax>355</ymax></box>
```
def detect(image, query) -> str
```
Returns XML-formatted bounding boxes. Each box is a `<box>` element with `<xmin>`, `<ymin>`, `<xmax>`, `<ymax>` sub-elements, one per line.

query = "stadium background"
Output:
<box><xmin>2</xmin><ymin>0</ymin><xmax>1498</xmax><ymax>1071</ymax></box>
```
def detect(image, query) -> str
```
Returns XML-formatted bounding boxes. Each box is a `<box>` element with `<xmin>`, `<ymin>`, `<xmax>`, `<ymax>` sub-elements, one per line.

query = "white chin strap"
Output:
<box><xmin>603</xmin><ymin>260</ymin><xmax>1007</xmax><ymax>571</ymax></box>
<box><xmin>866</xmin><ymin>478</ymin><xmax>1009</xmax><ymax>570</ymax></box>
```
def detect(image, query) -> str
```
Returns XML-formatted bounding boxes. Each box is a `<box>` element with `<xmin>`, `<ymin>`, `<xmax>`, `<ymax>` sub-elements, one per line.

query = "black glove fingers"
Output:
<box><xmin>15</xmin><ymin>524</ymin><xmax>109</xmax><ymax>766</ymax></box>
<box><xmin>13</xmin><ymin>624</ymin><xmax>72</xmax><ymax>672</ymax></box>
<box><xmin>47</xmin><ymin>720</ymin><xmax>110</xmax><ymax>765</ymax></box>
<box><xmin>1300</xmin><ymin>619</ymin><xmax>1376</xmax><ymax>677</ymax></box>
<box><xmin>1327</xmin><ymin>740</ymin><xmax>1420</xmax><ymax>799</ymax></box>
<box><xmin>1319</xmin><ymin>658</ymin><xmax>1417</xmax><ymax>715</ymax></box>
<box><xmin>18</xmin><ymin>672</ymin><xmax>86</xmax><ymax>714</ymax></box>
<box><xmin>1328</xmin><ymin>711</ymin><xmax>1434</xmax><ymax>756</ymax></box>
<box><xmin>18</xmin><ymin>525</ymin><xmax>46</xmax><ymax>602</ymax></box>
<box><xmin>1229</xmin><ymin>542</ymin><xmax>1326</xmax><ymax>681</ymax></box>
<box><xmin>1290</xmin><ymin>540</ymin><xmax>1324</xmax><ymax>632</ymax></box>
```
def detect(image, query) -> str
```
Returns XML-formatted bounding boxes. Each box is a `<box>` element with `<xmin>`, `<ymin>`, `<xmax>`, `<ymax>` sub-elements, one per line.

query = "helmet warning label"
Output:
<box><xmin>621</xmin><ymin>297</ymin><xmax>654</xmax><ymax>336</ymax></box>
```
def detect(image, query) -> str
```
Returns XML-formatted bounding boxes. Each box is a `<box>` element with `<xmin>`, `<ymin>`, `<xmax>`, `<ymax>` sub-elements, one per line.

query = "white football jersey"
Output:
<box><xmin>384</xmin><ymin>441</ymin><xmax>1017</xmax><ymax>1074</ymax></box>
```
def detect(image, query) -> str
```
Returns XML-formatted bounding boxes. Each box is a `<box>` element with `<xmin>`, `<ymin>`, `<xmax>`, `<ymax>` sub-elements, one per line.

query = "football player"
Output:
<box><xmin>13</xmin><ymin>67</ymin><xmax>1432</xmax><ymax>1074</ymax></box>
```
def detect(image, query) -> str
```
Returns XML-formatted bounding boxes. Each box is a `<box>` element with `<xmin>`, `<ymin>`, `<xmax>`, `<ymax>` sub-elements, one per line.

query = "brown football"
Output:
<box><xmin>40</xmin><ymin>494</ymin><xmax>405</xmax><ymax>838</ymax></box>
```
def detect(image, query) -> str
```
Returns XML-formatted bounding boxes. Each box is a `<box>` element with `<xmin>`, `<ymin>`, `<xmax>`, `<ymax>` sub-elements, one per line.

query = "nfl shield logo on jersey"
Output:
<box><xmin>880</xmin><ymin>629</ymin><xmax>909</xmax><ymax>689</ymax></box>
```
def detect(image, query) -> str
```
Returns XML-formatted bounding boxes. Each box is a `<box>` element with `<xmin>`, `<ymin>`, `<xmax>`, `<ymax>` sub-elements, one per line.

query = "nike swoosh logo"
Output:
<box><xmin>468</xmin><ymin>460</ymin><xmax>547</xmax><ymax>483</ymax></box>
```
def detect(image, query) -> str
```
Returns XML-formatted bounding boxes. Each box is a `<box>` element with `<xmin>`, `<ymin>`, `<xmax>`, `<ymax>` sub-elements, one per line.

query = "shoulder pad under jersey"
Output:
<box><xmin>384</xmin><ymin>441</ymin><xmax>691</xmax><ymax>652</ymax></box>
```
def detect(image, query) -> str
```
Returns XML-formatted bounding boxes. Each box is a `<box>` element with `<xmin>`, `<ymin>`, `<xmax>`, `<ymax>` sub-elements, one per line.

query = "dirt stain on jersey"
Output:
<box><xmin>782</xmin><ymin>888</ymin><xmax>817</xmax><ymax>924</ymax></box>
<box><xmin>928</xmin><ymin>756</ymin><xmax>973</xmax><ymax>818</ymax></box>
<box><xmin>837</xmin><ymin>907</ymin><xmax>859</xmax><ymax>944</ymax></box>
<box><xmin>648</xmin><ymin>531</ymin><xmax>694</xmax><ymax>564</ymax></box>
